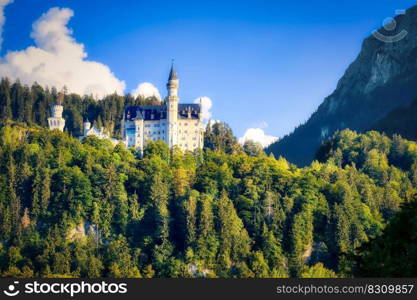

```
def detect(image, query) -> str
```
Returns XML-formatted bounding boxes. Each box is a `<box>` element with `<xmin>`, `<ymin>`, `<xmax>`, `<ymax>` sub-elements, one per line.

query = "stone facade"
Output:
<box><xmin>122</xmin><ymin>65</ymin><xmax>204</xmax><ymax>152</ymax></box>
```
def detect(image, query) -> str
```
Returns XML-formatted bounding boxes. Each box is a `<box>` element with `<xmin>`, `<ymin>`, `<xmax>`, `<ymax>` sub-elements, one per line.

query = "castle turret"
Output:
<box><xmin>167</xmin><ymin>63</ymin><xmax>179</xmax><ymax>97</ymax></box>
<box><xmin>83</xmin><ymin>118</ymin><xmax>91</xmax><ymax>136</ymax></box>
<box><xmin>48</xmin><ymin>92</ymin><xmax>66</xmax><ymax>132</ymax></box>
<box><xmin>166</xmin><ymin>62</ymin><xmax>179</xmax><ymax>147</ymax></box>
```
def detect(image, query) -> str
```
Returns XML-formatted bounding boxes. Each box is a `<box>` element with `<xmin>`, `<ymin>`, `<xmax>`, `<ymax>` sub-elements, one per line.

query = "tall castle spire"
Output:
<box><xmin>167</xmin><ymin>60</ymin><xmax>179</xmax><ymax>97</ymax></box>
<box><xmin>168</xmin><ymin>60</ymin><xmax>178</xmax><ymax>80</ymax></box>
<box><xmin>166</xmin><ymin>60</ymin><xmax>179</xmax><ymax>147</ymax></box>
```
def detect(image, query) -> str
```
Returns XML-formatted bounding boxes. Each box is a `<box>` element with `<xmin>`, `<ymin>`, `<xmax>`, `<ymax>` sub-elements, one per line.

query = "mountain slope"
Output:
<box><xmin>372</xmin><ymin>97</ymin><xmax>417</xmax><ymax>141</ymax></box>
<box><xmin>267</xmin><ymin>5</ymin><xmax>417</xmax><ymax>166</ymax></box>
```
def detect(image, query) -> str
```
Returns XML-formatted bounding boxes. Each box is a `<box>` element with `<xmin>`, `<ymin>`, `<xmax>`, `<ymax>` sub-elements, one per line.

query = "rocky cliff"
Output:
<box><xmin>267</xmin><ymin>5</ymin><xmax>417</xmax><ymax>166</ymax></box>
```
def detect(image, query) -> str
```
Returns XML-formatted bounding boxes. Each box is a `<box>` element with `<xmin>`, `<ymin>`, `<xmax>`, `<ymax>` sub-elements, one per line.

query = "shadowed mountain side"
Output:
<box><xmin>372</xmin><ymin>97</ymin><xmax>417</xmax><ymax>141</ymax></box>
<box><xmin>267</xmin><ymin>5</ymin><xmax>417</xmax><ymax>166</ymax></box>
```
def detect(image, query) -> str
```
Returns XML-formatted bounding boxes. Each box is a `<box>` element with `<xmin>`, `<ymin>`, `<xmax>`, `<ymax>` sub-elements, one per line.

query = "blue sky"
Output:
<box><xmin>1</xmin><ymin>0</ymin><xmax>417</xmax><ymax>142</ymax></box>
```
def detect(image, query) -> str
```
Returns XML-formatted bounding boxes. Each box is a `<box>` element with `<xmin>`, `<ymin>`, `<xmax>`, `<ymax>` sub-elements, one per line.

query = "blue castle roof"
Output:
<box><xmin>124</xmin><ymin>104</ymin><xmax>201</xmax><ymax>121</ymax></box>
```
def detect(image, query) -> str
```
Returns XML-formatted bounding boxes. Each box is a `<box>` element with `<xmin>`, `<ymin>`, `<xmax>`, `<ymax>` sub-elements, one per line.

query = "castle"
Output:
<box><xmin>82</xmin><ymin>119</ymin><xmax>109</xmax><ymax>139</ymax></box>
<box><xmin>48</xmin><ymin>65</ymin><xmax>205</xmax><ymax>153</ymax></box>
<box><xmin>47</xmin><ymin>92</ymin><xmax>66</xmax><ymax>132</ymax></box>
<box><xmin>121</xmin><ymin>64</ymin><xmax>204</xmax><ymax>152</ymax></box>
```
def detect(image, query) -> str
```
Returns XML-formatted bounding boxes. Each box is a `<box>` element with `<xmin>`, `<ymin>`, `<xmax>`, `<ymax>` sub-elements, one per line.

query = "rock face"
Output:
<box><xmin>66</xmin><ymin>222</ymin><xmax>99</xmax><ymax>241</ymax></box>
<box><xmin>267</xmin><ymin>5</ymin><xmax>417</xmax><ymax>166</ymax></box>
<box><xmin>67</xmin><ymin>223</ymin><xmax>86</xmax><ymax>240</ymax></box>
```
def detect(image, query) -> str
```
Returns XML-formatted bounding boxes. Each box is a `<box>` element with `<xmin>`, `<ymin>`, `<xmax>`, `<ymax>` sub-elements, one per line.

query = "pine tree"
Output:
<box><xmin>11</xmin><ymin>80</ymin><xmax>24</xmax><ymax>121</ymax></box>
<box><xmin>0</xmin><ymin>78</ymin><xmax>12</xmax><ymax>120</ymax></box>
<box><xmin>7</xmin><ymin>153</ymin><xmax>21</xmax><ymax>240</ymax></box>
<box><xmin>217</xmin><ymin>192</ymin><xmax>251</xmax><ymax>272</ymax></box>
<box><xmin>196</xmin><ymin>194</ymin><xmax>218</xmax><ymax>264</ymax></box>
<box><xmin>21</xmin><ymin>208</ymin><xmax>31</xmax><ymax>229</ymax></box>
<box><xmin>149</xmin><ymin>172</ymin><xmax>173</xmax><ymax>268</ymax></box>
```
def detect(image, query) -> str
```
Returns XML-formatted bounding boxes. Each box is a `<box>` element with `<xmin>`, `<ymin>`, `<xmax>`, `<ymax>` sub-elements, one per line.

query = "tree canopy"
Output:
<box><xmin>0</xmin><ymin>121</ymin><xmax>415</xmax><ymax>277</ymax></box>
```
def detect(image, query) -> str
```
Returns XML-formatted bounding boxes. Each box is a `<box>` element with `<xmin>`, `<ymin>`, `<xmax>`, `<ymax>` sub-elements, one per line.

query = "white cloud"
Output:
<box><xmin>0</xmin><ymin>7</ymin><xmax>125</xmax><ymax>98</ymax></box>
<box><xmin>193</xmin><ymin>96</ymin><xmax>212</xmax><ymax>122</ymax></box>
<box><xmin>0</xmin><ymin>0</ymin><xmax>13</xmax><ymax>50</ymax></box>
<box><xmin>239</xmin><ymin>128</ymin><xmax>278</xmax><ymax>148</ymax></box>
<box><xmin>131</xmin><ymin>82</ymin><xmax>161</xmax><ymax>100</ymax></box>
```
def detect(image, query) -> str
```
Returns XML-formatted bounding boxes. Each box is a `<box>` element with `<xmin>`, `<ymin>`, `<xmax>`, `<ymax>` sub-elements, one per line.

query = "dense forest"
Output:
<box><xmin>0</xmin><ymin>78</ymin><xmax>160</xmax><ymax>138</ymax></box>
<box><xmin>0</xmin><ymin>112</ymin><xmax>416</xmax><ymax>277</ymax></box>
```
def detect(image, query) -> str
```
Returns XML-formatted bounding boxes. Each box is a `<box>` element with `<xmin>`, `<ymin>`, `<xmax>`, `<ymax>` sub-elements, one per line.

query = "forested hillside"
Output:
<box><xmin>0</xmin><ymin>121</ymin><xmax>416</xmax><ymax>278</ymax></box>
<box><xmin>354</xmin><ymin>198</ymin><xmax>417</xmax><ymax>277</ymax></box>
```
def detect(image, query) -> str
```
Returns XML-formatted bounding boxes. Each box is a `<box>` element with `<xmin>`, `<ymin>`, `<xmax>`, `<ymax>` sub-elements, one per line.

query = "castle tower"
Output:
<box><xmin>166</xmin><ymin>62</ymin><xmax>179</xmax><ymax>147</ymax></box>
<box><xmin>48</xmin><ymin>92</ymin><xmax>66</xmax><ymax>132</ymax></box>
<box><xmin>83</xmin><ymin>118</ymin><xmax>91</xmax><ymax>136</ymax></box>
